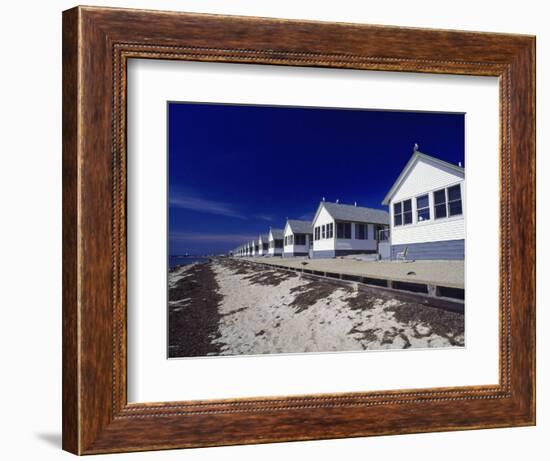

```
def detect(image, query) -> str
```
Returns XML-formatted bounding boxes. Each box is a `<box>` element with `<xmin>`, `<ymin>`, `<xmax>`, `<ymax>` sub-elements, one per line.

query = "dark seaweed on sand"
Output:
<box><xmin>385</xmin><ymin>303</ymin><xmax>464</xmax><ymax>345</ymax></box>
<box><xmin>168</xmin><ymin>263</ymin><xmax>223</xmax><ymax>358</ymax></box>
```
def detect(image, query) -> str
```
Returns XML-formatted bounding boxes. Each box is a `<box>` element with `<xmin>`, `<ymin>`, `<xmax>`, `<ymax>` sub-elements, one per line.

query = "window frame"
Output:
<box><xmin>434</xmin><ymin>188</ymin><xmax>448</xmax><ymax>220</ymax></box>
<box><xmin>393</xmin><ymin>202</ymin><xmax>402</xmax><ymax>227</ymax></box>
<box><xmin>416</xmin><ymin>194</ymin><xmax>430</xmax><ymax>222</ymax></box>
<box><xmin>356</xmin><ymin>223</ymin><xmax>367</xmax><ymax>240</ymax></box>
<box><xmin>447</xmin><ymin>184</ymin><xmax>463</xmax><ymax>217</ymax></box>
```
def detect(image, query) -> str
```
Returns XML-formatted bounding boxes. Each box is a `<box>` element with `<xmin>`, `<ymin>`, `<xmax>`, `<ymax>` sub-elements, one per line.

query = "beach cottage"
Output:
<box><xmin>283</xmin><ymin>219</ymin><xmax>313</xmax><ymax>257</ymax></box>
<box><xmin>257</xmin><ymin>234</ymin><xmax>269</xmax><ymax>256</ymax></box>
<box><xmin>250</xmin><ymin>239</ymin><xmax>258</xmax><ymax>257</ymax></box>
<box><xmin>267</xmin><ymin>228</ymin><xmax>284</xmax><ymax>256</ymax></box>
<box><xmin>381</xmin><ymin>151</ymin><xmax>465</xmax><ymax>260</ymax></box>
<box><xmin>311</xmin><ymin>201</ymin><xmax>389</xmax><ymax>259</ymax></box>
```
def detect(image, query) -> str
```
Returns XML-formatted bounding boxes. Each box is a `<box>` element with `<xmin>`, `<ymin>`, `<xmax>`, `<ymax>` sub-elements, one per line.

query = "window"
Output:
<box><xmin>314</xmin><ymin>226</ymin><xmax>320</xmax><ymax>241</ymax></box>
<box><xmin>403</xmin><ymin>199</ymin><xmax>412</xmax><ymax>224</ymax></box>
<box><xmin>434</xmin><ymin>184</ymin><xmax>462</xmax><ymax>219</ymax></box>
<box><xmin>322</xmin><ymin>225</ymin><xmax>326</xmax><ymax>239</ymax></box>
<box><xmin>448</xmin><ymin>185</ymin><xmax>463</xmax><ymax>216</ymax></box>
<box><xmin>356</xmin><ymin>223</ymin><xmax>367</xmax><ymax>240</ymax></box>
<box><xmin>393</xmin><ymin>202</ymin><xmax>402</xmax><ymax>226</ymax></box>
<box><xmin>434</xmin><ymin>189</ymin><xmax>447</xmax><ymax>219</ymax></box>
<box><xmin>263</xmin><ymin>243</ymin><xmax>268</xmax><ymax>251</ymax></box>
<box><xmin>337</xmin><ymin>222</ymin><xmax>352</xmax><ymax>239</ymax></box>
<box><xmin>395</xmin><ymin>200</ymin><xmax>412</xmax><ymax>225</ymax></box>
<box><xmin>416</xmin><ymin>194</ymin><xmax>430</xmax><ymax>222</ymax></box>
<box><xmin>295</xmin><ymin>234</ymin><xmax>305</xmax><ymax>245</ymax></box>
<box><xmin>327</xmin><ymin>223</ymin><xmax>334</xmax><ymax>238</ymax></box>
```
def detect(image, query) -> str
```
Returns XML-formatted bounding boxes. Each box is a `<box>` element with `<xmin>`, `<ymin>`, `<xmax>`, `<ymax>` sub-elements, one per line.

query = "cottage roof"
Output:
<box><xmin>315</xmin><ymin>202</ymin><xmax>389</xmax><ymax>225</ymax></box>
<box><xmin>287</xmin><ymin>219</ymin><xmax>313</xmax><ymax>234</ymax></box>
<box><xmin>269</xmin><ymin>228</ymin><xmax>284</xmax><ymax>240</ymax></box>
<box><xmin>259</xmin><ymin>233</ymin><xmax>269</xmax><ymax>242</ymax></box>
<box><xmin>382</xmin><ymin>151</ymin><xmax>464</xmax><ymax>205</ymax></box>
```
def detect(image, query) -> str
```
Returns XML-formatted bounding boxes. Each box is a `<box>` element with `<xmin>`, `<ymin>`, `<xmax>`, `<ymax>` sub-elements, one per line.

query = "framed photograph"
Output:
<box><xmin>62</xmin><ymin>6</ymin><xmax>535</xmax><ymax>455</ymax></box>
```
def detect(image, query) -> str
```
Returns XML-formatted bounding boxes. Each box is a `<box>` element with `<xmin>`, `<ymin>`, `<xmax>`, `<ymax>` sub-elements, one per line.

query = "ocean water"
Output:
<box><xmin>169</xmin><ymin>256</ymin><xmax>210</xmax><ymax>268</ymax></box>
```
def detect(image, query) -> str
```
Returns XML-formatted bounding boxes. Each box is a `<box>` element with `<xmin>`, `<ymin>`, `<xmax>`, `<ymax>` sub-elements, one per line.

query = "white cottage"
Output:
<box><xmin>267</xmin><ymin>228</ymin><xmax>284</xmax><ymax>256</ymax></box>
<box><xmin>283</xmin><ymin>219</ymin><xmax>313</xmax><ymax>257</ymax></box>
<box><xmin>257</xmin><ymin>234</ymin><xmax>269</xmax><ymax>256</ymax></box>
<box><xmin>250</xmin><ymin>239</ymin><xmax>258</xmax><ymax>257</ymax></box>
<box><xmin>311</xmin><ymin>201</ymin><xmax>389</xmax><ymax>259</ymax></box>
<box><xmin>381</xmin><ymin>151</ymin><xmax>465</xmax><ymax>260</ymax></box>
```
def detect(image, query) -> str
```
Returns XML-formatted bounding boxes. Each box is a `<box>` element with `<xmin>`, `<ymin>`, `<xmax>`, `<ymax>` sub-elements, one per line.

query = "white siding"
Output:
<box><xmin>283</xmin><ymin>222</ymin><xmax>292</xmax><ymax>254</ymax></box>
<box><xmin>312</xmin><ymin>205</ymin><xmax>335</xmax><ymax>251</ymax></box>
<box><xmin>389</xmin><ymin>157</ymin><xmax>465</xmax><ymax>245</ymax></box>
<box><xmin>312</xmin><ymin>205</ymin><xmax>379</xmax><ymax>252</ymax></box>
<box><xmin>268</xmin><ymin>230</ymin><xmax>283</xmax><ymax>256</ymax></box>
<box><xmin>392</xmin><ymin>157</ymin><xmax>464</xmax><ymax>202</ymax></box>
<box><xmin>283</xmin><ymin>223</ymin><xmax>310</xmax><ymax>255</ymax></box>
<box><xmin>391</xmin><ymin>216</ymin><xmax>464</xmax><ymax>245</ymax></box>
<box><xmin>258</xmin><ymin>236</ymin><xmax>269</xmax><ymax>256</ymax></box>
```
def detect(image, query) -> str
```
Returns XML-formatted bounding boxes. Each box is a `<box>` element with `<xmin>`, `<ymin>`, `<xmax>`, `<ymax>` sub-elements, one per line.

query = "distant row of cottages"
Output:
<box><xmin>232</xmin><ymin>151</ymin><xmax>465</xmax><ymax>261</ymax></box>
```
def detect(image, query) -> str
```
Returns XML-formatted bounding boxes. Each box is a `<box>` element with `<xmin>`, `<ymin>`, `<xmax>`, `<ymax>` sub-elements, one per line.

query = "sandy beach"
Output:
<box><xmin>168</xmin><ymin>259</ymin><xmax>464</xmax><ymax>358</ymax></box>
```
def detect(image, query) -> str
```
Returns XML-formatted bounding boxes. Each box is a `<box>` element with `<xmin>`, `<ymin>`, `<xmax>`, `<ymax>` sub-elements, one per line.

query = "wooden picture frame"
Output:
<box><xmin>62</xmin><ymin>5</ymin><xmax>535</xmax><ymax>455</ymax></box>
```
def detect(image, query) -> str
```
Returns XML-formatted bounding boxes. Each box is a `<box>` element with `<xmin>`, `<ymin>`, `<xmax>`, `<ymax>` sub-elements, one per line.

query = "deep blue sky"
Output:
<box><xmin>168</xmin><ymin>102</ymin><xmax>464</xmax><ymax>256</ymax></box>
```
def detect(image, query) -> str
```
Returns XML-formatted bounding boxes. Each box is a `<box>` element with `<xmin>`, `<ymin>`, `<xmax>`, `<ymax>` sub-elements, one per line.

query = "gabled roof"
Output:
<box><xmin>382</xmin><ymin>151</ymin><xmax>464</xmax><ymax>205</ymax></box>
<box><xmin>313</xmin><ymin>201</ymin><xmax>389</xmax><ymax>225</ymax></box>
<box><xmin>258</xmin><ymin>233</ymin><xmax>269</xmax><ymax>243</ymax></box>
<box><xmin>286</xmin><ymin>219</ymin><xmax>313</xmax><ymax>234</ymax></box>
<box><xmin>269</xmin><ymin>228</ymin><xmax>284</xmax><ymax>240</ymax></box>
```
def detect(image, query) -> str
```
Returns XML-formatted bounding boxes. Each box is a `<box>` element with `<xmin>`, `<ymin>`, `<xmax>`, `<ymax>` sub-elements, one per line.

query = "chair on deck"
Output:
<box><xmin>396</xmin><ymin>247</ymin><xmax>408</xmax><ymax>261</ymax></box>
